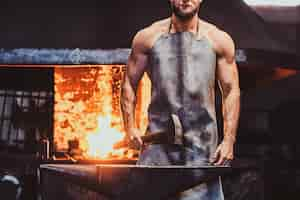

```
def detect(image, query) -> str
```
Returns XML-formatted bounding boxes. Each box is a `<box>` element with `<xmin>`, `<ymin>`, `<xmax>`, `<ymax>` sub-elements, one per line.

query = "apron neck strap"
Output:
<box><xmin>168</xmin><ymin>18</ymin><xmax>200</xmax><ymax>35</ymax></box>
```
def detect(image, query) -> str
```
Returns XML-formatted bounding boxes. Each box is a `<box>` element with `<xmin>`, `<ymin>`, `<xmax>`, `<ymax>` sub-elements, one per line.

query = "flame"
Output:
<box><xmin>86</xmin><ymin>116</ymin><xmax>125</xmax><ymax>158</ymax></box>
<box><xmin>54</xmin><ymin>65</ymin><xmax>151</xmax><ymax>159</ymax></box>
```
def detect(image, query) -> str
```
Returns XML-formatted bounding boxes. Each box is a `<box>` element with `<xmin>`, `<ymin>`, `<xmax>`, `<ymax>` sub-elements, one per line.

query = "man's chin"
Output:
<box><xmin>173</xmin><ymin>8</ymin><xmax>198</xmax><ymax>20</ymax></box>
<box><xmin>175</xmin><ymin>12</ymin><xmax>197</xmax><ymax>20</ymax></box>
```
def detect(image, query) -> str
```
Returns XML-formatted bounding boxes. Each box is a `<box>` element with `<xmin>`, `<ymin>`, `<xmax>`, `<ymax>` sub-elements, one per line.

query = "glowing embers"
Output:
<box><xmin>54</xmin><ymin>65</ymin><xmax>151</xmax><ymax>159</ymax></box>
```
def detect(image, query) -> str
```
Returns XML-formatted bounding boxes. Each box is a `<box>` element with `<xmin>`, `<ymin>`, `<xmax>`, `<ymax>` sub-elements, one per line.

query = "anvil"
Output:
<box><xmin>40</xmin><ymin>164</ymin><xmax>230</xmax><ymax>200</ymax></box>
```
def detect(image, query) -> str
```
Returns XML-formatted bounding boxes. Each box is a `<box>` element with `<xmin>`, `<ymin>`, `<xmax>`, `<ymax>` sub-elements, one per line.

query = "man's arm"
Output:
<box><xmin>212</xmin><ymin>30</ymin><xmax>240</xmax><ymax>165</ymax></box>
<box><xmin>120</xmin><ymin>30</ymin><xmax>149</xmax><ymax>144</ymax></box>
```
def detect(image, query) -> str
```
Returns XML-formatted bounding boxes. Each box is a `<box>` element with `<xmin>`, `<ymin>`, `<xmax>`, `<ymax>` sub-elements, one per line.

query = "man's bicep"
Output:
<box><xmin>126</xmin><ymin>50</ymin><xmax>148</xmax><ymax>91</ymax></box>
<box><xmin>214</xmin><ymin>30</ymin><xmax>239</xmax><ymax>94</ymax></box>
<box><xmin>216</xmin><ymin>56</ymin><xmax>239</xmax><ymax>96</ymax></box>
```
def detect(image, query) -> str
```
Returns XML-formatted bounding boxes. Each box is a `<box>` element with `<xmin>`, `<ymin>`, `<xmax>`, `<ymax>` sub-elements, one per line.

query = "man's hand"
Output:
<box><xmin>126</xmin><ymin>128</ymin><xmax>143</xmax><ymax>147</ymax></box>
<box><xmin>211</xmin><ymin>139</ymin><xmax>234</xmax><ymax>166</ymax></box>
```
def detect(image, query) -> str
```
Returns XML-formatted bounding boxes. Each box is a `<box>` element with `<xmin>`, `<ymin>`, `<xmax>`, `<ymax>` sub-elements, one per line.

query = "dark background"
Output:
<box><xmin>0</xmin><ymin>0</ymin><xmax>297</xmax><ymax>55</ymax></box>
<box><xmin>0</xmin><ymin>0</ymin><xmax>170</xmax><ymax>49</ymax></box>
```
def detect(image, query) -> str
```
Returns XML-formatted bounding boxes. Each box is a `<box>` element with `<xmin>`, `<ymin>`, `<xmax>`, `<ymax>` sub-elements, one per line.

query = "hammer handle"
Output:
<box><xmin>113</xmin><ymin>131</ymin><xmax>168</xmax><ymax>149</ymax></box>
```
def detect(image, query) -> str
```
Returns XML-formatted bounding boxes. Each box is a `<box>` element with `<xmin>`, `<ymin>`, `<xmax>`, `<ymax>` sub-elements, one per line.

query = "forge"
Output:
<box><xmin>0</xmin><ymin>63</ymin><xmax>151</xmax><ymax>163</ymax></box>
<box><xmin>53</xmin><ymin>65</ymin><xmax>151</xmax><ymax>161</ymax></box>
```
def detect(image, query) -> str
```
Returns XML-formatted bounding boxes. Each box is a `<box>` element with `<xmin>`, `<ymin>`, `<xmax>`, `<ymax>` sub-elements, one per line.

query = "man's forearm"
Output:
<box><xmin>222</xmin><ymin>89</ymin><xmax>240</xmax><ymax>143</ymax></box>
<box><xmin>120</xmin><ymin>77</ymin><xmax>137</xmax><ymax>134</ymax></box>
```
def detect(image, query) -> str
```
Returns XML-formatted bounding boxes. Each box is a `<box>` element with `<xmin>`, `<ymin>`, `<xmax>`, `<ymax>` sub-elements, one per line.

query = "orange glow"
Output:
<box><xmin>54</xmin><ymin>65</ymin><xmax>151</xmax><ymax>159</ymax></box>
<box><xmin>86</xmin><ymin>116</ymin><xmax>125</xmax><ymax>158</ymax></box>
<box><xmin>272</xmin><ymin>68</ymin><xmax>297</xmax><ymax>80</ymax></box>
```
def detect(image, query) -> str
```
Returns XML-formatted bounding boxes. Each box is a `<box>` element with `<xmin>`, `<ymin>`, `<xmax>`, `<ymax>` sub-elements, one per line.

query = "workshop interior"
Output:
<box><xmin>0</xmin><ymin>0</ymin><xmax>298</xmax><ymax>200</ymax></box>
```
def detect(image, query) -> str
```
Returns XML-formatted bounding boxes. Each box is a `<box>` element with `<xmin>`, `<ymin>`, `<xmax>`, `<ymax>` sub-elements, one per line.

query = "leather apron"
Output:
<box><xmin>137</xmin><ymin>20</ymin><xmax>224</xmax><ymax>200</ymax></box>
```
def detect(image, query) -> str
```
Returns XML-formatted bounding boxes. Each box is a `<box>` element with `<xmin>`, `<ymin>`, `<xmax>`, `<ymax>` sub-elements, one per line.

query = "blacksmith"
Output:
<box><xmin>121</xmin><ymin>0</ymin><xmax>240</xmax><ymax>199</ymax></box>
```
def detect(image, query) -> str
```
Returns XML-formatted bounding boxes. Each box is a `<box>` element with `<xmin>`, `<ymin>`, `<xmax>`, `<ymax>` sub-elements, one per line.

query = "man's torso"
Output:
<box><xmin>140</xmin><ymin>18</ymin><xmax>220</xmax><ymax>164</ymax></box>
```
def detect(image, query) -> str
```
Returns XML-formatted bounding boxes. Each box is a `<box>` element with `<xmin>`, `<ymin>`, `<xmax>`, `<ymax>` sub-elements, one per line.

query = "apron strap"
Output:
<box><xmin>168</xmin><ymin>18</ymin><xmax>200</xmax><ymax>35</ymax></box>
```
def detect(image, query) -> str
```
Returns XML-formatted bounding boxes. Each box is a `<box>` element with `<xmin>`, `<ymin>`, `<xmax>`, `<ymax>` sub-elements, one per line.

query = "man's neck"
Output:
<box><xmin>170</xmin><ymin>14</ymin><xmax>199</xmax><ymax>33</ymax></box>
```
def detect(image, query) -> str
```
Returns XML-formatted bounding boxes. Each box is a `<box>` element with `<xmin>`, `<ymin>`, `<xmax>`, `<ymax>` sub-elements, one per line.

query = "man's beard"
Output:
<box><xmin>171</xmin><ymin>4</ymin><xmax>199</xmax><ymax>21</ymax></box>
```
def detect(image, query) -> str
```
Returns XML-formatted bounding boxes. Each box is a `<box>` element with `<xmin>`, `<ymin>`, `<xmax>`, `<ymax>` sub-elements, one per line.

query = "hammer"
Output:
<box><xmin>114</xmin><ymin>114</ymin><xmax>184</xmax><ymax>150</ymax></box>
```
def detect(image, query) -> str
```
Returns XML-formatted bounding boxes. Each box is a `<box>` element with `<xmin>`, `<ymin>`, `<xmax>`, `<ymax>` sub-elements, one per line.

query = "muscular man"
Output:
<box><xmin>121</xmin><ymin>0</ymin><xmax>240</xmax><ymax>199</ymax></box>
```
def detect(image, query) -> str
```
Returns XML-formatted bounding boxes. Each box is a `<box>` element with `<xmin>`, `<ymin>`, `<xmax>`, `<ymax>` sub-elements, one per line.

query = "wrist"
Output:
<box><xmin>223</xmin><ymin>135</ymin><xmax>236</xmax><ymax>144</ymax></box>
<box><xmin>125</xmin><ymin>125</ymin><xmax>135</xmax><ymax>132</ymax></box>
<box><xmin>125</xmin><ymin>127</ymin><xmax>138</xmax><ymax>136</ymax></box>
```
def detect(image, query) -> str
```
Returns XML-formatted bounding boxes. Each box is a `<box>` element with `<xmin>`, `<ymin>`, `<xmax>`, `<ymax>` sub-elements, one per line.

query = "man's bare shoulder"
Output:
<box><xmin>200</xmin><ymin>20</ymin><xmax>235</xmax><ymax>57</ymax></box>
<box><xmin>151</xmin><ymin>18</ymin><xmax>171</xmax><ymax>29</ymax></box>
<box><xmin>132</xmin><ymin>18</ymin><xmax>171</xmax><ymax>52</ymax></box>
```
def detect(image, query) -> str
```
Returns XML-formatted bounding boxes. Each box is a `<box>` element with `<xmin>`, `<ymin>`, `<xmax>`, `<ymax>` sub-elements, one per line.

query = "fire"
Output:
<box><xmin>54</xmin><ymin>65</ymin><xmax>151</xmax><ymax>159</ymax></box>
<box><xmin>86</xmin><ymin>116</ymin><xmax>125</xmax><ymax>158</ymax></box>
